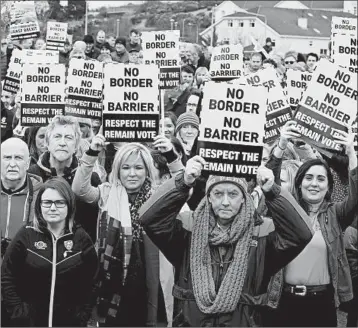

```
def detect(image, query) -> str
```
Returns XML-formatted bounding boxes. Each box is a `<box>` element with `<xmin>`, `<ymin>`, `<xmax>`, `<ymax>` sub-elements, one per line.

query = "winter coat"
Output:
<box><xmin>1</xmin><ymin>225</ymin><xmax>98</xmax><ymax>327</ymax></box>
<box><xmin>267</xmin><ymin>154</ymin><xmax>357</xmax><ymax>307</ymax></box>
<box><xmin>139</xmin><ymin>173</ymin><xmax>314</xmax><ymax>327</ymax></box>
<box><xmin>1</xmin><ymin>105</ymin><xmax>14</xmax><ymax>142</ymax></box>
<box><xmin>1</xmin><ymin>174</ymin><xmax>43</xmax><ymax>256</ymax></box>
<box><xmin>110</xmin><ymin>50</ymin><xmax>129</xmax><ymax>63</ymax></box>
<box><xmin>27</xmin><ymin>152</ymin><xmax>101</xmax><ymax>242</ymax></box>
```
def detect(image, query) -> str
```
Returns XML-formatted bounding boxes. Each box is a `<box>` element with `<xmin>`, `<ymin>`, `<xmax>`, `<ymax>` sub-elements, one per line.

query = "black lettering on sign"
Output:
<box><xmin>324</xmin><ymin>93</ymin><xmax>340</xmax><ymax>106</ymax></box>
<box><xmin>81</xmin><ymin>80</ymin><xmax>92</xmax><ymax>88</ymax></box>
<box><xmin>221</xmin><ymin>47</ymin><xmax>230</xmax><ymax>53</ymax></box>
<box><xmin>334</xmin><ymin>70</ymin><xmax>351</xmax><ymax>83</ymax></box>
<box><xmin>124</xmin><ymin>92</ymin><xmax>139</xmax><ymax>101</ymax></box>
<box><xmin>84</xmin><ymin>62</ymin><xmax>95</xmax><ymax>70</ymax></box>
<box><xmin>38</xmin><ymin>67</ymin><xmax>50</xmax><ymax>74</ymax></box>
<box><xmin>38</xmin><ymin>86</ymin><xmax>49</xmax><ymax>93</ymax></box>
<box><xmin>224</xmin><ymin>117</ymin><xmax>241</xmax><ymax>128</ymax></box>
<box><xmin>221</xmin><ymin>63</ymin><xmax>230</xmax><ymax>69</ymax></box>
<box><xmin>124</xmin><ymin>67</ymin><xmax>139</xmax><ymax>77</ymax></box>
<box><xmin>156</xmin><ymin>52</ymin><xmax>166</xmax><ymax>58</ymax></box>
<box><xmin>247</xmin><ymin>75</ymin><xmax>260</xmax><ymax>85</ymax></box>
<box><xmin>155</xmin><ymin>34</ymin><xmax>165</xmax><ymax>41</ymax></box>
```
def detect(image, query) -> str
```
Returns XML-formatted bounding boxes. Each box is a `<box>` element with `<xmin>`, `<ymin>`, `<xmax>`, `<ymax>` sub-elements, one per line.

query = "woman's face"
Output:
<box><xmin>120</xmin><ymin>152</ymin><xmax>147</xmax><ymax>193</ymax></box>
<box><xmin>160</xmin><ymin>117</ymin><xmax>175</xmax><ymax>139</ymax></box>
<box><xmin>180</xmin><ymin>124</ymin><xmax>198</xmax><ymax>142</ymax></box>
<box><xmin>35</xmin><ymin>127</ymin><xmax>47</xmax><ymax>155</ymax></box>
<box><xmin>284</xmin><ymin>56</ymin><xmax>297</xmax><ymax>69</ymax></box>
<box><xmin>41</xmin><ymin>188</ymin><xmax>68</xmax><ymax>226</ymax></box>
<box><xmin>35</xmin><ymin>39</ymin><xmax>45</xmax><ymax>50</ymax></box>
<box><xmin>300</xmin><ymin>165</ymin><xmax>329</xmax><ymax>204</ymax></box>
<box><xmin>280</xmin><ymin>169</ymin><xmax>291</xmax><ymax>193</ymax></box>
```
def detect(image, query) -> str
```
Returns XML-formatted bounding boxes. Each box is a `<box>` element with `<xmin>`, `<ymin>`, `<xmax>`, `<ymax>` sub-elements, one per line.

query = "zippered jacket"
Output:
<box><xmin>1</xmin><ymin>224</ymin><xmax>98</xmax><ymax>327</ymax></box>
<box><xmin>139</xmin><ymin>174</ymin><xmax>313</xmax><ymax>326</ymax></box>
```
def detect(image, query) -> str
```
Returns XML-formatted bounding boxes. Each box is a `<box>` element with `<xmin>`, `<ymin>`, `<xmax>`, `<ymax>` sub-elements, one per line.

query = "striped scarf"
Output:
<box><xmin>190</xmin><ymin>193</ymin><xmax>255</xmax><ymax>314</ymax></box>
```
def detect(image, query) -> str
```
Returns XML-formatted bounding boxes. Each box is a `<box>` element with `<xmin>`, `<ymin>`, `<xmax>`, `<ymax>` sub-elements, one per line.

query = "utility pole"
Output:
<box><xmin>116</xmin><ymin>18</ymin><xmax>120</xmax><ymax>37</ymax></box>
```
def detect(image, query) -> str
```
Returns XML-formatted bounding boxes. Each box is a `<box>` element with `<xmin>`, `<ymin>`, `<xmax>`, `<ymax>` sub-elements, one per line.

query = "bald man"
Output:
<box><xmin>95</xmin><ymin>30</ymin><xmax>106</xmax><ymax>51</ymax></box>
<box><xmin>1</xmin><ymin>138</ymin><xmax>42</xmax><ymax>257</ymax></box>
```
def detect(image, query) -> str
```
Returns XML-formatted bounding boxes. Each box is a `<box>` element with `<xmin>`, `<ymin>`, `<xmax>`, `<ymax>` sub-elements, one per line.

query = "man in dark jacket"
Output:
<box><xmin>111</xmin><ymin>37</ymin><xmax>130</xmax><ymax>63</ymax></box>
<box><xmin>140</xmin><ymin>157</ymin><xmax>313</xmax><ymax>327</ymax></box>
<box><xmin>1</xmin><ymin>98</ymin><xmax>13</xmax><ymax>142</ymax></box>
<box><xmin>83</xmin><ymin>35</ymin><xmax>100</xmax><ymax>60</ymax></box>
<box><xmin>126</xmin><ymin>29</ymin><xmax>142</xmax><ymax>53</ymax></box>
<box><xmin>27</xmin><ymin>115</ymin><xmax>100</xmax><ymax>242</ymax></box>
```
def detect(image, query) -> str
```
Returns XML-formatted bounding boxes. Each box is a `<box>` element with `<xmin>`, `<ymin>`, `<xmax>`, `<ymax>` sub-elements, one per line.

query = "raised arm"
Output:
<box><xmin>72</xmin><ymin>134</ymin><xmax>106</xmax><ymax>204</ymax></box>
<box><xmin>256</xmin><ymin>166</ymin><xmax>314</xmax><ymax>278</ymax></box>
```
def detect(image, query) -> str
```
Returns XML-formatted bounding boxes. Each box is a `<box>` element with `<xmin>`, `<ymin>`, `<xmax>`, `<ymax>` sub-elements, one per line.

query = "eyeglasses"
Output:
<box><xmin>41</xmin><ymin>200</ymin><xmax>67</xmax><ymax>208</ymax></box>
<box><xmin>285</xmin><ymin>61</ymin><xmax>295</xmax><ymax>65</ymax></box>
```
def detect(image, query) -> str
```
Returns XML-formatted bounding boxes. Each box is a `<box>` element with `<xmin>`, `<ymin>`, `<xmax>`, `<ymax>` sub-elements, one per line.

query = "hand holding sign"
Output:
<box><xmin>153</xmin><ymin>135</ymin><xmax>173</xmax><ymax>153</ymax></box>
<box><xmin>256</xmin><ymin>166</ymin><xmax>275</xmax><ymax>192</ymax></box>
<box><xmin>334</xmin><ymin>130</ymin><xmax>355</xmax><ymax>158</ymax></box>
<box><xmin>278</xmin><ymin>120</ymin><xmax>301</xmax><ymax>149</ymax></box>
<box><xmin>184</xmin><ymin>156</ymin><xmax>206</xmax><ymax>186</ymax></box>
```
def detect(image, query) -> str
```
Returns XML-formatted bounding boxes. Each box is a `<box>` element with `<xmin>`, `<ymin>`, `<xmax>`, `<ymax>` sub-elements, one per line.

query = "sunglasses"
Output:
<box><xmin>285</xmin><ymin>61</ymin><xmax>295</xmax><ymax>65</ymax></box>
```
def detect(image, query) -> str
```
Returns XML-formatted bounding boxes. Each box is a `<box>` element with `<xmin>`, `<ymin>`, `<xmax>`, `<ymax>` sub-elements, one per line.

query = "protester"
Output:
<box><xmin>106</xmin><ymin>34</ymin><xmax>116</xmax><ymax>49</ymax></box>
<box><xmin>59</xmin><ymin>38</ymin><xmax>72</xmax><ymax>65</ymax></box>
<box><xmin>246</xmin><ymin>52</ymin><xmax>263</xmax><ymax>74</ymax></box>
<box><xmin>1</xmin><ymin>101</ymin><xmax>14</xmax><ymax>142</ymax></box>
<box><xmin>159</xmin><ymin>111</ymin><xmax>177</xmax><ymax>139</ymax></box>
<box><xmin>126</xmin><ymin>28</ymin><xmax>142</xmax><ymax>53</ymax></box>
<box><xmin>284</xmin><ymin>51</ymin><xmax>298</xmax><ymax>69</ymax></box>
<box><xmin>194</xmin><ymin>66</ymin><xmax>211</xmax><ymax>90</ymax></box>
<box><xmin>19</xmin><ymin>38</ymin><xmax>33</xmax><ymax>50</ymax></box>
<box><xmin>111</xmin><ymin>37</ymin><xmax>130</xmax><ymax>63</ymax></box>
<box><xmin>1</xmin><ymin>177</ymin><xmax>98</xmax><ymax>327</ymax></box>
<box><xmin>262</xmin><ymin>37</ymin><xmax>273</xmax><ymax>59</ymax></box>
<box><xmin>69</xmin><ymin>40</ymin><xmax>87</xmax><ymax>61</ymax></box>
<box><xmin>34</xmin><ymin>38</ymin><xmax>45</xmax><ymax>50</ymax></box>
<box><xmin>306</xmin><ymin>52</ymin><xmax>319</xmax><ymax>72</ymax></box>
<box><xmin>1</xmin><ymin>88</ymin><xmax>16</xmax><ymax>115</ymax></box>
<box><xmin>25</xmin><ymin>126</ymin><xmax>47</xmax><ymax>166</ymax></box>
<box><xmin>175</xmin><ymin>112</ymin><xmax>200</xmax><ymax>157</ymax></box>
<box><xmin>99</xmin><ymin>42</ymin><xmax>112</xmax><ymax>54</ymax></box>
<box><xmin>139</xmin><ymin>156</ymin><xmax>314</xmax><ymax>326</ymax></box>
<box><xmin>95</xmin><ymin>30</ymin><xmax>106</xmax><ymax>51</ymax></box>
<box><xmin>185</xmin><ymin>90</ymin><xmax>201</xmax><ymax>114</ymax></box>
<box><xmin>83</xmin><ymin>34</ymin><xmax>100</xmax><ymax>60</ymax></box>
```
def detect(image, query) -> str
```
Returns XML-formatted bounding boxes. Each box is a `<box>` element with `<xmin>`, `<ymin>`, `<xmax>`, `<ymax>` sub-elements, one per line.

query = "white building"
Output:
<box><xmin>201</xmin><ymin>4</ymin><xmax>356</xmax><ymax>55</ymax></box>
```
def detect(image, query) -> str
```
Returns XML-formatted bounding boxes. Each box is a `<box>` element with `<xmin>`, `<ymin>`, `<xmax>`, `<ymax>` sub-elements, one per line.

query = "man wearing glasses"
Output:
<box><xmin>283</xmin><ymin>51</ymin><xmax>298</xmax><ymax>69</ymax></box>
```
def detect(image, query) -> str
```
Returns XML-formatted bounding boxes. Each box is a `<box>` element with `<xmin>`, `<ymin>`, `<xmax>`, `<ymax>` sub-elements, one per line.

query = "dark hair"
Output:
<box><xmin>170</xmin><ymin>136</ymin><xmax>187</xmax><ymax>166</ymax></box>
<box><xmin>130</xmin><ymin>28</ymin><xmax>139</xmax><ymax>35</ymax></box>
<box><xmin>294</xmin><ymin>158</ymin><xmax>334</xmax><ymax>212</ymax></box>
<box><xmin>26</xmin><ymin>126</ymin><xmax>42</xmax><ymax>162</ymax></box>
<box><xmin>263</xmin><ymin>58</ymin><xmax>278</xmax><ymax>68</ymax></box>
<box><xmin>83</xmin><ymin>35</ymin><xmax>94</xmax><ymax>44</ymax></box>
<box><xmin>115</xmin><ymin>37</ymin><xmax>127</xmax><ymax>47</ymax></box>
<box><xmin>250</xmin><ymin>52</ymin><xmax>262</xmax><ymax>60</ymax></box>
<box><xmin>297</xmin><ymin>52</ymin><xmax>306</xmax><ymax>63</ymax></box>
<box><xmin>306</xmin><ymin>52</ymin><xmax>319</xmax><ymax>62</ymax></box>
<box><xmin>189</xmin><ymin>89</ymin><xmax>203</xmax><ymax>117</ymax></box>
<box><xmin>181</xmin><ymin>65</ymin><xmax>195</xmax><ymax>75</ymax></box>
<box><xmin>151</xmin><ymin>150</ymin><xmax>170</xmax><ymax>179</ymax></box>
<box><xmin>164</xmin><ymin>111</ymin><xmax>178</xmax><ymax>126</ymax></box>
<box><xmin>100</xmin><ymin>42</ymin><xmax>112</xmax><ymax>51</ymax></box>
<box><xmin>33</xmin><ymin>177</ymin><xmax>76</xmax><ymax>233</ymax></box>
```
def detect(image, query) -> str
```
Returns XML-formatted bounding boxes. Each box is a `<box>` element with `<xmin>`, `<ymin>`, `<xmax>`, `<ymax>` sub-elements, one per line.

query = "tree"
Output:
<box><xmin>98</xmin><ymin>6</ymin><xmax>107</xmax><ymax>18</ymax></box>
<box><xmin>67</xmin><ymin>0</ymin><xmax>86</xmax><ymax>20</ymax></box>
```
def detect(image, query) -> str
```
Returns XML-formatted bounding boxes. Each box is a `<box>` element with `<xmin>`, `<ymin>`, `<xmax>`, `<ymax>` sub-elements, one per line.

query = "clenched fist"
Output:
<box><xmin>184</xmin><ymin>156</ymin><xmax>206</xmax><ymax>186</ymax></box>
<box><xmin>257</xmin><ymin>166</ymin><xmax>275</xmax><ymax>192</ymax></box>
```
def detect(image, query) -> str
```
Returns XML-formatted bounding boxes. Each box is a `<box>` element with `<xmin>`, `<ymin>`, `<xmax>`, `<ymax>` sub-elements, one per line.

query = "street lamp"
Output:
<box><xmin>170</xmin><ymin>18</ymin><xmax>174</xmax><ymax>30</ymax></box>
<box><xmin>174</xmin><ymin>21</ymin><xmax>178</xmax><ymax>30</ymax></box>
<box><xmin>182</xmin><ymin>18</ymin><xmax>188</xmax><ymax>39</ymax></box>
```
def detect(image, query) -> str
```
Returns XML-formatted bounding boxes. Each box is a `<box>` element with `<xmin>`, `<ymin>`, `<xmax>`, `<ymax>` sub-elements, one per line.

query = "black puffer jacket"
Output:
<box><xmin>1</xmin><ymin>225</ymin><xmax>98</xmax><ymax>327</ymax></box>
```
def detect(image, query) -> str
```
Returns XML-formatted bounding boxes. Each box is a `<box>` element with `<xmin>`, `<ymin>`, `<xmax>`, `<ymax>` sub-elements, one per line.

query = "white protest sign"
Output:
<box><xmin>46</xmin><ymin>22</ymin><xmax>68</xmax><ymax>51</ymax></box>
<box><xmin>286</xmin><ymin>69</ymin><xmax>312</xmax><ymax>107</ymax></box>
<box><xmin>331</xmin><ymin>16</ymin><xmax>357</xmax><ymax>37</ymax></box>
<box><xmin>3</xmin><ymin>49</ymin><xmax>23</xmax><ymax>94</ymax></box>
<box><xmin>21</xmin><ymin>64</ymin><xmax>66</xmax><ymax>126</ymax></box>
<box><xmin>65</xmin><ymin>59</ymin><xmax>104</xmax><ymax>119</ymax></box>
<box><xmin>197</xmin><ymin>82</ymin><xmax>268</xmax><ymax>178</ymax></box>
<box><xmin>103</xmin><ymin>63</ymin><xmax>160</xmax><ymax>142</ymax></box>
<box><xmin>141</xmin><ymin>30</ymin><xmax>180</xmax><ymax>68</ymax></box>
<box><xmin>10</xmin><ymin>1</ymin><xmax>40</xmax><ymax>40</ymax></box>
<box><xmin>332</xmin><ymin>34</ymin><xmax>357</xmax><ymax>73</ymax></box>
<box><xmin>209</xmin><ymin>44</ymin><xmax>243</xmax><ymax>79</ymax></box>
<box><xmin>22</xmin><ymin>49</ymin><xmax>59</xmax><ymax>64</ymax></box>
<box><xmin>293</xmin><ymin>59</ymin><xmax>357</xmax><ymax>154</ymax></box>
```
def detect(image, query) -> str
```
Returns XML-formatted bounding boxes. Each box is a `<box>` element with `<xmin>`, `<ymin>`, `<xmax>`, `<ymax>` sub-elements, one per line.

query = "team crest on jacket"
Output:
<box><xmin>64</xmin><ymin>240</ymin><xmax>73</xmax><ymax>251</ymax></box>
<box><xmin>34</xmin><ymin>241</ymin><xmax>47</xmax><ymax>250</ymax></box>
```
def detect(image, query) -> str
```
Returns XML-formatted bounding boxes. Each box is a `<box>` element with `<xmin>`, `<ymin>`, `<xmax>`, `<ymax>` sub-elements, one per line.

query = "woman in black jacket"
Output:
<box><xmin>1</xmin><ymin>177</ymin><xmax>98</xmax><ymax>327</ymax></box>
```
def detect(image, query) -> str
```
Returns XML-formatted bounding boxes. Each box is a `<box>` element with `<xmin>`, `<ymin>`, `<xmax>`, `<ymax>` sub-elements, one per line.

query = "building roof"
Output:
<box><xmin>225</xmin><ymin>7</ymin><xmax>356</xmax><ymax>37</ymax></box>
<box><xmin>231</xmin><ymin>0</ymin><xmax>344</xmax><ymax>10</ymax></box>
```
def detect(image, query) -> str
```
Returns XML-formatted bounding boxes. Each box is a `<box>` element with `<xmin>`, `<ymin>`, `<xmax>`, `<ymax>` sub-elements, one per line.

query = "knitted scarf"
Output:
<box><xmin>190</xmin><ymin>194</ymin><xmax>255</xmax><ymax>314</ymax></box>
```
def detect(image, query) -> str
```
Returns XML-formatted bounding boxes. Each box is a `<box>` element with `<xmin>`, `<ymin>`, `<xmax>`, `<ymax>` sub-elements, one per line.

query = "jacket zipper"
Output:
<box><xmin>48</xmin><ymin>234</ymin><xmax>57</xmax><ymax>327</ymax></box>
<box><xmin>5</xmin><ymin>195</ymin><xmax>12</xmax><ymax>239</ymax></box>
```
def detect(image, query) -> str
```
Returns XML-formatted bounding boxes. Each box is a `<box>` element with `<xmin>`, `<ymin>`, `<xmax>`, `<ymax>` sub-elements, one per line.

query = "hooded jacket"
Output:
<box><xmin>1</xmin><ymin>224</ymin><xmax>98</xmax><ymax>327</ymax></box>
<box><xmin>1</xmin><ymin>174</ymin><xmax>42</xmax><ymax>251</ymax></box>
<box><xmin>28</xmin><ymin>152</ymin><xmax>101</xmax><ymax>242</ymax></box>
<box><xmin>139</xmin><ymin>173</ymin><xmax>313</xmax><ymax>327</ymax></box>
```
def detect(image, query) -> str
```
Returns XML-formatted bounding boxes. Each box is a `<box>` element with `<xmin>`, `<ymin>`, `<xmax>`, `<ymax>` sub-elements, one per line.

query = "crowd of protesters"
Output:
<box><xmin>0</xmin><ymin>24</ymin><xmax>357</xmax><ymax>328</ymax></box>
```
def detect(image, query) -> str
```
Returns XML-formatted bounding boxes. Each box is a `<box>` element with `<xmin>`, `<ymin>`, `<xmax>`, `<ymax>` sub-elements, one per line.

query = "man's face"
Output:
<box><xmin>63</xmin><ymin>43</ymin><xmax>72</xmax><ymax>53</ymax></box>
<box><xmin>47</xmin><ymin>124</ymin><xmax>77</xmax><ymax>163</ymax></box>
<box><xmin>115</xmin><ymin>43</ymin><xmax>125</xmax><ymax>53</ymax></box>
<box><xmin>85</xmin><ymin>42</ymin><xmax>93</xmax><ymax>53</ymax></box>
<box><xmin>130</xmin><ymin>32</ymin><xmax>140</xmax><ymax>44</ymax></box>
<box><xmin>1</xmin><ymin>91</ymin><xmax>15</xmax><ymax>110</ymax></box>
<box><xmin>97</xmin><ymin>32</ymin><xmax>105</xmax><ymax>43</ymax></box>
<box><xmin>1</xmin><ymin>143</ymin><xmax>29</xmax><ymax>183</ymax></box>
<box><xmin>186</xmin><ymin>95</ymin><xmax>199</xmax><ymax>113</ymax></box>
<box><xmin>101</xmin><ymin>47</ymin><xmax>111</xmax><ymax>54</ymax></box>
<box><xmin>306</xmin><ymin>55</ymin><xmax>317</xmax><ymax>69</ymax></box>
<box><xmin>129</xmin><ymin>52</ymin><xmax>139</xmax><ymax>64</ymax></box>
<box><xmin>107</xmin><ymin>36</ymin><xmax>115</xmax><ymax>48</ymax></box>
<box><xmin>21</xmin><ymin>38</ymin><xmax>33</xmax><ymax>49</ymax></box>
<box><xmin>250</xmin><ymin>55</ymin><xmax>262</xmax><ymax>71</ymax></box>
<box><xmin>209</xmin><ymin>183</ymin><xmax>244</xmax><ymax>226</ymax></box>
<box><xmin>1</xmin><ymin>38</ymin><xmax>7</xmax><ymax>53</ymax></box>
<box><xmin>181</xmin><ymin>71</ymin><xmax>194</xmax><ymax>85</ymax></box>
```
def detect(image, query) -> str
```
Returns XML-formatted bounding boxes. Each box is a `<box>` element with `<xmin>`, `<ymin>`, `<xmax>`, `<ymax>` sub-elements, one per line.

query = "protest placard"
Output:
<box><xmin>197</xmin><ymin>82</ymin><xmax>268</xmax><ymax>178</ymax></box>
<box><xmin>22</xmin><ymin>49</ymin><xmax>59</xmax><ymax>64</ymax></box>
<box><xmin>65</xmin><ymin>59</ymin><xmax>104</xmax><ymax>119</ymax></box>
<box><xmin>21</xmin><ymin>64</ymin><xmax>66</xmax><ymax>126</ymax></box>
<box><xmin>159</xmin><ymin>66</ymin><xmax>181</xmax><ymax>90</ymax></box>
<box><xmin>3</xmin><ymin>49</ymin><xmax>23</xmax><ymax>94</ymax></box>
<box><xmin>10</xmin><ymin>1</ymin><xmax>40</xmax><ymax>40</ymax></box>
<box><xmin>141</xmin><ymin>30</ymin><xmax>180</xmax><ymax>68</ymax></box>
<box><xmin>237</xmin><ymin>68</ymin><xmax>292</xmax><ymax>143</ymax></box>
<box><xmin>209</xmin><ymin>44</ymin><xmax>243</xmax><ymax>79</ymax></box>
<box><xmin>286</xmin><ymin>69</ymin><xmax>312</xmax><ymax>108</ymax></box>
<box><xmin>331</xmin><ymin>16</ymin><xmax>357</xmax><ymax>37</ymax></box>
<box><xmin>293</xmin><ymin>59</ymin><xmax>357</xmax><ymax>155</ymax></box>
<box><xmin>103</xmin><ymin>64</ymin><xmax>160</xmax><ymax>142</ymax></box>
<box><xmin>46</xmin><ymin>22</ymin><xmax>68</xmax><ymax>51</ymax></box>
<box><xmin>332</xmin><ymin>34</ymin><xmax>357</xmax><ymax>73</ymax></box>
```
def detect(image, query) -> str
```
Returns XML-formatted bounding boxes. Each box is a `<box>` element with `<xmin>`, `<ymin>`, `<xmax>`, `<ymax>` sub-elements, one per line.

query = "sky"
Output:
<box><xmin>86</xmin><ymin>1</ymin><xmax>178</xmax><ymax>9</ymax></box>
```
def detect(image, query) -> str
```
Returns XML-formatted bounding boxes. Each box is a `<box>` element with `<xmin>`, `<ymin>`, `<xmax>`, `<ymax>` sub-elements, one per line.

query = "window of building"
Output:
<box><xmin>320</xmin><ymin>49</ymin><xmax>327</xmax><ymax>55</ymax></box>
<box><xmin>228</xmin><ymin>20</ymin><xmax>233</xmax><ymax>27</ymax></box>
<box><xmin>309</xmin><ymin>41</ymin><xmax>313</xmax><ymax>46</ymax></box>
<box><xmin>239</xmin><ymin>21</ymin><xmax>244</xmax><ymax>27</ymax></box>
<box><xmin>250</xmin><ymin>20</ymin><xmax>255</xmax><ymax>27</ymax></box>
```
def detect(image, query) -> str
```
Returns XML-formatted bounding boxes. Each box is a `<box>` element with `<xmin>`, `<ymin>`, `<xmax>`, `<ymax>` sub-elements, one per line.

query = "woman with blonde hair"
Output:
<box><xmin>72</xmin><ymin>135</ymin><xmax>174</xmax><ymax>327</ymax></box>
<box><xmin>2</xmin><ymin>177</ymin><xmax>98</xmax><ymax>327</ymax></box>
<box><xmin>194</xmin><ymin>66</ymin><xmax>211</xmax><ymax>90</ymax></box>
